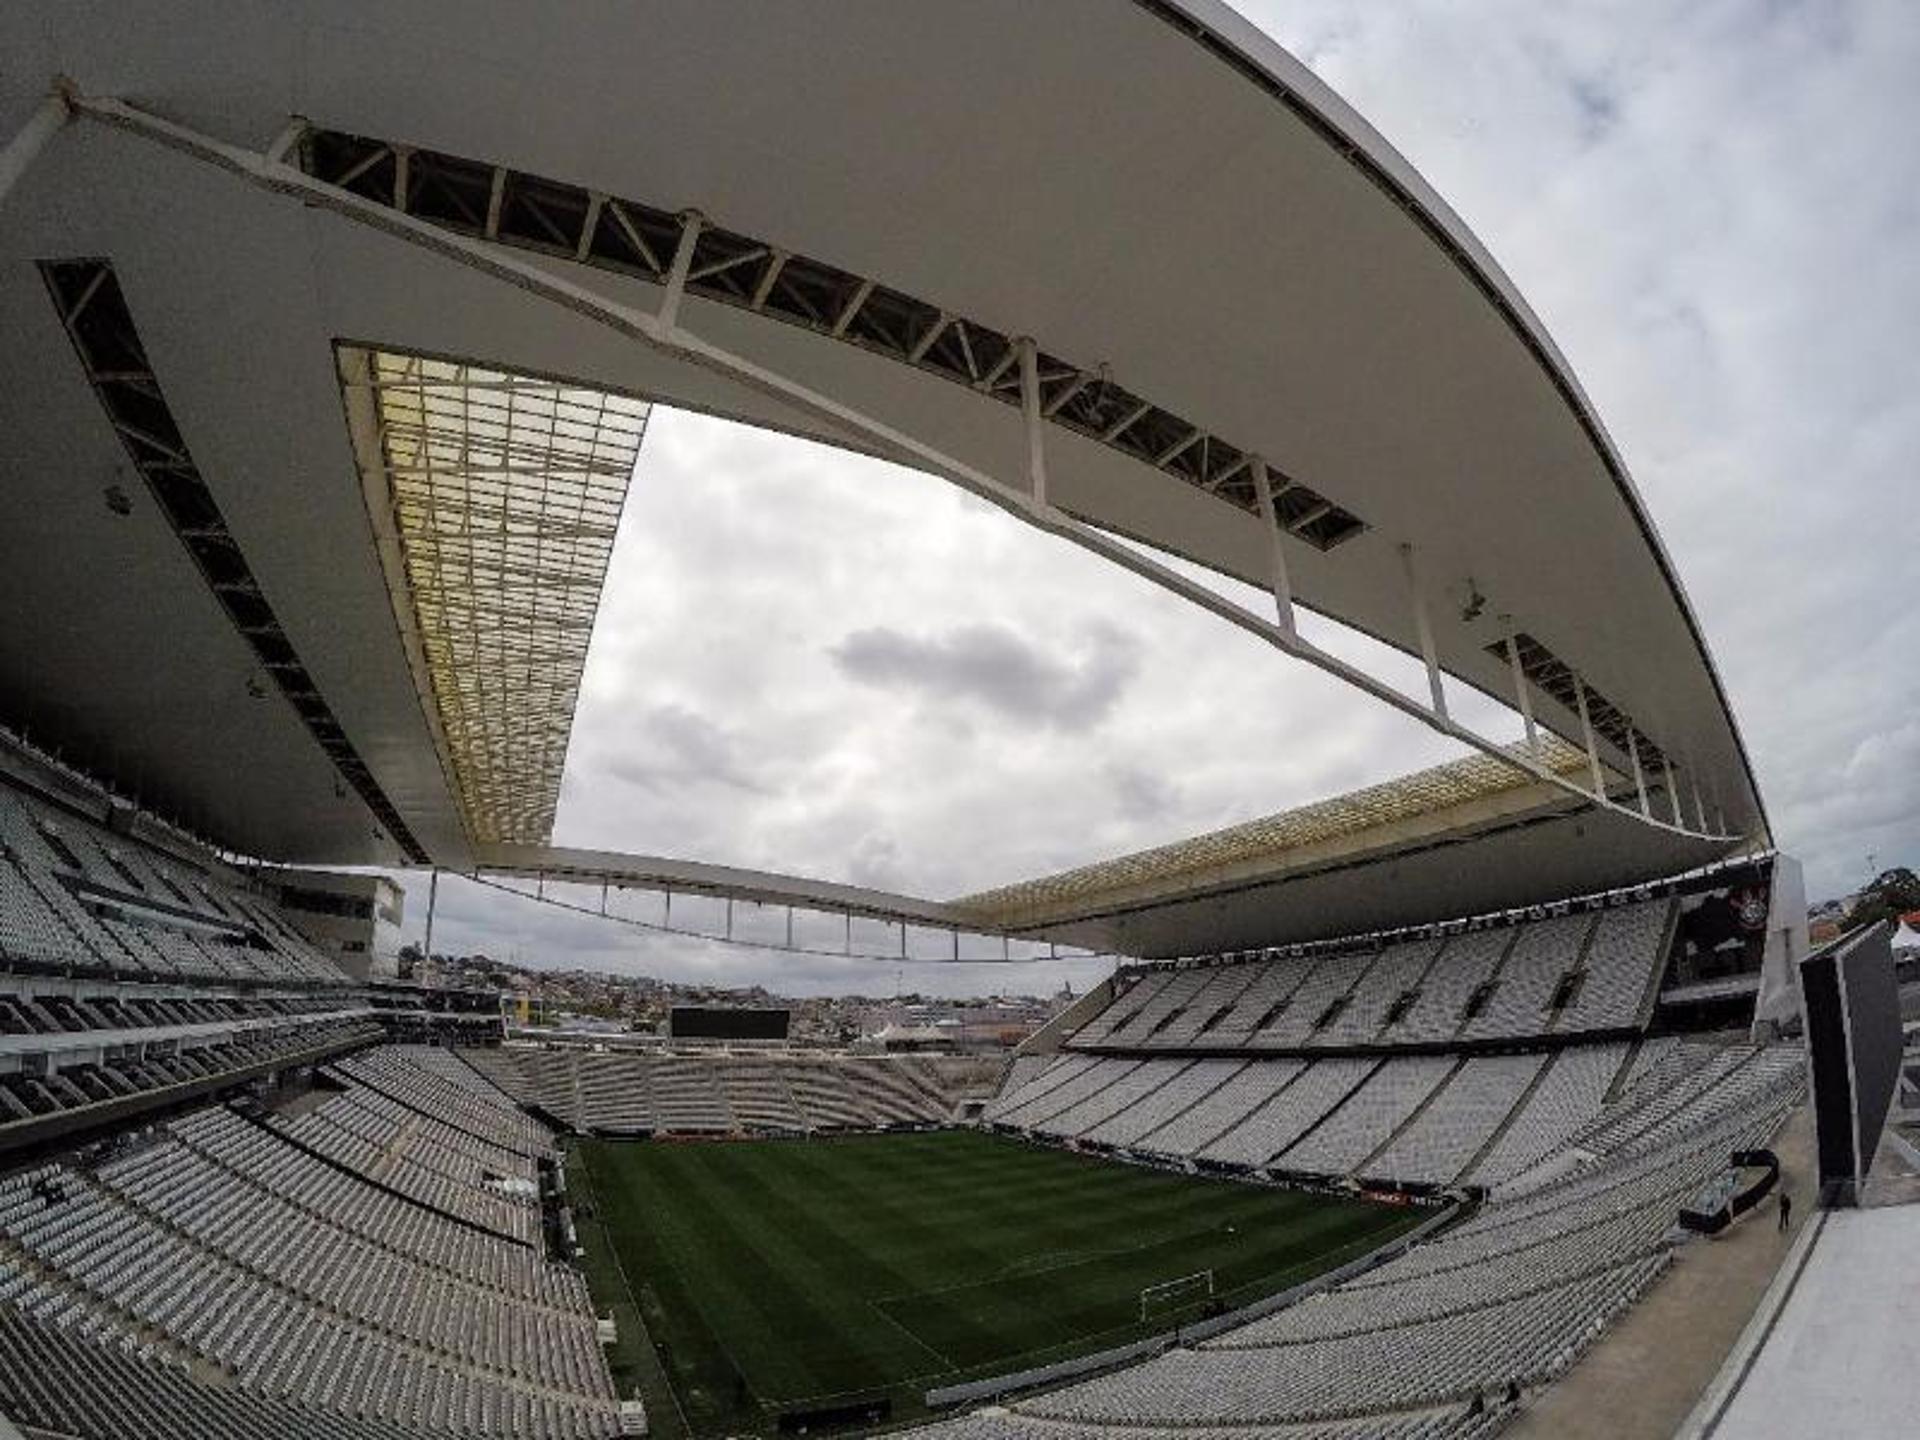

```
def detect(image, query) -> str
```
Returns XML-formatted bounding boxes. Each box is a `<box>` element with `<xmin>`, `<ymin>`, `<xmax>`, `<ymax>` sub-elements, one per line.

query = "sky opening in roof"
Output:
<box><xmin>552</xmin><ymin>405</ymin><xmax>1506</xmax><ymax>902</ymax></box>
<box><xmin>390</xmin><ymin>0</ymin><xmax>1920</xmax><ymax>994</ymax></box>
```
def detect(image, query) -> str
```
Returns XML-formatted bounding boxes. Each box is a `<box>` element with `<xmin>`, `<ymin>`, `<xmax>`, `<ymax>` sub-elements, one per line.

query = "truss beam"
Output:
<box><xmin>289</xmin><ymin>122</ymin><xmax>1366</xmax><ymax>550</ymax></box>
<box><xmin>1504</xmin><ymin>624</ymin><xmax>1539</xmax><ymax>756</ymax></box>
<box><xmin>1250</xmin><ymin>456</ymin><xmax>1296</xmax><ymax>635</ymax></box>
<box><xmin>66</xmin><ymin>90</ymin><xmax>1742</xmax><ymax>848</ymax></box>
<box><xmin>1399</xmin><ymin>544</ymin><xmax>1448</xmax><ymax>721</ymax></box>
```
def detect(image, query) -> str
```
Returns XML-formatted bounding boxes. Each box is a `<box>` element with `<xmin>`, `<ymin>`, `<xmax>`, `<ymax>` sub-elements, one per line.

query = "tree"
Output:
<box><xmin>1843</xmin><ymin>867</ymin><xmax>1920</xmax><ymax>930</ymax></box>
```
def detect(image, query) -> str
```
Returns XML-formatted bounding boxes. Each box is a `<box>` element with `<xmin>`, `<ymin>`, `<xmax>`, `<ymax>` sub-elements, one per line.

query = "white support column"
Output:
<box><xmin>0</xmin><ymin>90</ymin><xmax>71</xmax><ymax>209</ymax></box>
<box><xmin>263</xmin><ymin>116</ymin><xmax>308</xmax><ymax>167</ymax></box>
<box><xmin>422</xmin><ymin>868</ymin><xmax>439</xmax><ymax>962</ymax></box>
<box><xmin>1504</xmin><ymin>623</ymin><xmax>1538</xmax><ymax>755</ymax></box>
<box><xmin>1664</xmin><ymin>762</ymin><xmax>1684</xmax><ymax>825</ymax></box>
<box><xmin>575</xmin><ymin>193</ymin><xmax>605</xmax><ymax>261</ymax></box>
<box><xmin>1018</xmin><ymin>336</ymin><xmax>1047</xmax><ymax>506</ymax></box>
<box><xmin>1691</xmin><ymin>770</ymin><xmax>1709</xmax><ymax>833</ymax></box>
<box><xmin>1250</xmin><ymin>457</ymin><xmax>1296</xmax><ymax>635</ymax></box>
<box><xmin>749</xmin><ymin>250</ymin><xmax>787</xmax><ymax>310</ymax></box>
<box><xmin>1573</xmin><ymin>676</ymin><xmax>1606</xmax><ymax>798</ymax></box>
<box><xmin>1627</xmin><ymin>731</ymin><xmax>1650</xmax><ymax>817</ymax></box>
<box><xmin>1400</xmin><ymin>544</ymin><xmax>1448</xmax><ymax>719</ymax></box>
<box><xmin>832</xmin><ymin>278</ymin><xmax>874</xmax><ymax>338</ymax></box>
<box><xmin>484</xmin><ymin>166</ymin><xmax>506</xmax><ymax>238</ymax></box>
<box><xmin>1707</xmin><ymin>776</ymin><xmax>1729</xmax><ymax>838</ymax></box>
<box><xmin>657</xmin><ymin>210</ymin><xmax>703</xmax><ymax>331</ymax></box>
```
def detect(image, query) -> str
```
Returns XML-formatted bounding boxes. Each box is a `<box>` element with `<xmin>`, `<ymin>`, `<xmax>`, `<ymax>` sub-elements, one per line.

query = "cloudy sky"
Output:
<box><xmin>410</xmin><ymin>0</ymin><xmax>1920</xmax><ymax>996</ymax></box>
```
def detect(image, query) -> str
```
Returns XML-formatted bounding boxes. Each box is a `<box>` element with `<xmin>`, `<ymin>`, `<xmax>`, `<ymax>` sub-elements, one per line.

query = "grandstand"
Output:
<box><xmin>0</xmin><ymin>3</ymin><xmax>1852</xmax><ymax>1438</ymax></box>
<box><xmin>940</xmin><ymin>1023</ymin><xmax>1805</xmax><ymax>1434</ymax></box>
<box><xmin>1059</xmin><ymin>895</ymin><xmax>1676</xmax><ymax>1061</ymax></box>
<box><xmin>0</xmin><ymin>1046</ymin><xmax>621</xmax><ymax>1438</ymax></box>
<box><xmin>467</xmin><ymin>1047</ymin><xmax>953</xmax><ymax>1136</ymax></box>
<box><xmin>1</xmin><ymin>729</ymin><xmax>1818</xmax><ymax>1438</ymax></box>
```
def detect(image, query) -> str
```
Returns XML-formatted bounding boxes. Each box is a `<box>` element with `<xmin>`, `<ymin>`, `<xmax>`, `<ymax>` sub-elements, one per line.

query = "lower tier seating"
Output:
<box><xmin>0</xmin><ymin>1046</ymin><xmax>624</xmax><ymax>1438</ymax></box>
<box><xmin>927</xmin><ymin>1038</ymin><xmax>1803</xmax><ymax>1435</ymax></box>
<box><xmin>987</xmin><ymin>1038</ymin><xmax>1792</xmax><ymax>1196</ymax></box>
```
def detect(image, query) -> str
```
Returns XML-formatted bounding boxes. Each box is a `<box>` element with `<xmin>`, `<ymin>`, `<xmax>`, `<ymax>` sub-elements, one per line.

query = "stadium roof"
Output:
<box><xmin>960</xmin><ymin>737</ymin><xmax>1604</xmax><ymax>919</ymax></box>
<box><xmin>0</xmin><ymin>1</ymin><xmax>1767</xmax><ymax>947</ymax></box>
<box><xmin>949</xmin><ymin>736</ymin><xmax>1739</xmax><ymax>955</ymax></box>
<box><xmin>337</xmin><ymin>347</ymin><xmax>647</xmax><ymax>846</ymax></box>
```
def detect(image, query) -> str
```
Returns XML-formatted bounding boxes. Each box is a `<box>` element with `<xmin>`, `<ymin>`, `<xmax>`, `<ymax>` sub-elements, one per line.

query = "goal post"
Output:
<box><xmin>1139</xmin><ymin>1269</ymin><xmax>1214</xmax><ymax>1324</ymax></box>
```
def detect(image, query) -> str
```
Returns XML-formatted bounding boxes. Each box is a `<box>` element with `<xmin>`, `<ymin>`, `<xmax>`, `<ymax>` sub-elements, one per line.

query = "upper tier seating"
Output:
<box><xmin>1067</xmin><ymin>899</ymin><xmax>1676</xmax><ymax>1055</ymax></box>
<box><xmin>0</xmin><ymin>1001</ymin><xmax>383</xmax><ymax>1143</ymax></box>
<box><xmin>0</xmin><ymin>784</ymin><xmax>347</xmax><ymax>987</ymax></box>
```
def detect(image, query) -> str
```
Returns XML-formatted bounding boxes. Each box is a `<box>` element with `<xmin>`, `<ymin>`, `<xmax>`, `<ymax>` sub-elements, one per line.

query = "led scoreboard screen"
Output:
<box><xmin>669</xmin><ymin>1006</ymin><xmax>790</xmax><ymax>1041</ymax></box>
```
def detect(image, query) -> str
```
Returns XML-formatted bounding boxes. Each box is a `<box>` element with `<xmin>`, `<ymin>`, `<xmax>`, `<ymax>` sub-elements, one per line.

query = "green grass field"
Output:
<box><xmin>573</xmin><ymin>1129</ymin><xmax>1422</xmax><ymax>1435</ymax></box>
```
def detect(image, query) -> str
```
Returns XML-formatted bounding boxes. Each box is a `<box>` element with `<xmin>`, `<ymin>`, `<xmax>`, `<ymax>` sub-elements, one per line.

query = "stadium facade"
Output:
<box><xmin>0</xmin><ymin>4</ymin><xmax>1892</xmax><ymax>1439</ymax></box>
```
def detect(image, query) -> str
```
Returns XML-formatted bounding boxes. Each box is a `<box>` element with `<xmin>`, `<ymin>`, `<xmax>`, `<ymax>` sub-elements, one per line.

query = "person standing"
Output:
<box><xmin>1777</xmin><ymin>1188</ymin><xmax>1792</xmax><ymax>1233</ymax></box>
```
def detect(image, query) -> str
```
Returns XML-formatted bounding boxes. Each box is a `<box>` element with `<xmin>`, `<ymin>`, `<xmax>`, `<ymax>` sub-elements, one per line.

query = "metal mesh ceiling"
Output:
<box><xmin>346</xmin><ymin>348</ymin><xmax>647</xmax><ymax>846</ymax></box>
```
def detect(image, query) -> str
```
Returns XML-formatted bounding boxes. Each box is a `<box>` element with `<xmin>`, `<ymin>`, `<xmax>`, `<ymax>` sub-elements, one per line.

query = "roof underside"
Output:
<box><xmin>952</xmin><ymin>746</ymin><xmax>1728</xmax><ymax>957</ymax></box>
<box><xmin>955</xmin><ymin>736</ymin><xmax>1602</xmax><ymax>925</ymax></box>
<box><xmin>0</xmin><ymin>0</ymin><xmax>1763</xmax><ymax>920</ymax></box>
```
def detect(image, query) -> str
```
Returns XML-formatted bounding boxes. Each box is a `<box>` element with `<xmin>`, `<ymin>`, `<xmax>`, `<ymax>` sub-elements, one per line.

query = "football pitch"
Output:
<box><xmin>572</xmin><ymin>1129</ymin><xmax>1424</xmax><ymax>1435</ymax></box>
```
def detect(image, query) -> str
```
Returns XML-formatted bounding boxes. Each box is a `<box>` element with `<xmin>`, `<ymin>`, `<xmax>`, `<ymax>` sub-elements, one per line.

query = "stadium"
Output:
<box><xmin>0</xmin><ymin>4</ymin><xmax>1909</xmax><ymax>1439</ymax></box>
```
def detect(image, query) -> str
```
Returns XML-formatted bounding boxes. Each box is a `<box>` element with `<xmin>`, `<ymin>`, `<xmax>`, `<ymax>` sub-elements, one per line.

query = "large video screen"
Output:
<box><xmin>1803</xmin><ymin>924</ymin><xmax>1899</xmax><ymax>1204</ymax></box>
<box><xmin>670</xmin><ymin>1006</ymin><xmax>790</xmax><ymax>1041</ymax></box>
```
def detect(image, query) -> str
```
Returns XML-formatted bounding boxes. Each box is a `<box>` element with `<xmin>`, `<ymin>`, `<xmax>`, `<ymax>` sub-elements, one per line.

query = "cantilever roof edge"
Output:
<box><xmin>472</xmin><ymin>843</ymin><xmax>979</xmax><ymax>931</ymax></box>
<box><xmin>1149</xmin><ymin>0</ymin><xmax>1767</xmax><ymax>837</ymax></box>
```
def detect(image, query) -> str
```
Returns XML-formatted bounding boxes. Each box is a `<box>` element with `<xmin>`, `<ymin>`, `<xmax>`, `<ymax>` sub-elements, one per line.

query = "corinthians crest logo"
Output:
<box><xmin>1732</xmin><ymin>887</ymin><xmax>1769</xmax><ymax>931</ymax></box>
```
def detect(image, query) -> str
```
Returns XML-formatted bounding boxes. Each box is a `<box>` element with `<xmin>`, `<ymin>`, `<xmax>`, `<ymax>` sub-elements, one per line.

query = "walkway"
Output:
<box><xmin>1504</xmin><ymin>1105</ymin><xmax>1813</xmax><ymax>1440</ymax></box>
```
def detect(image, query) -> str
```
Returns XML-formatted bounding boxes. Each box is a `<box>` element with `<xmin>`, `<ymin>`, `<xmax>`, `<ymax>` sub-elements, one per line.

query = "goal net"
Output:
<box><xmin>1139</xmin><ymin>1269</ymin><xmax>1215</xmax><ymax>1323</ymax></box>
